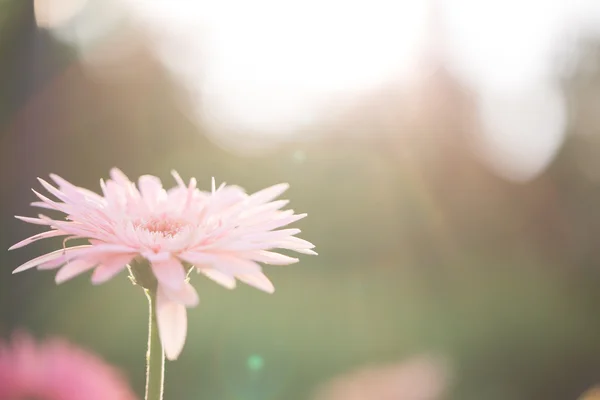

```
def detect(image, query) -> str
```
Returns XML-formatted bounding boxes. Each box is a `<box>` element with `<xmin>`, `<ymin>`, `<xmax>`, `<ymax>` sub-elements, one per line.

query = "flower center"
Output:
<box><xmin>134</xmin><ymin>216</ymin><xmax>187</xmax><ymax>238</ymax></box>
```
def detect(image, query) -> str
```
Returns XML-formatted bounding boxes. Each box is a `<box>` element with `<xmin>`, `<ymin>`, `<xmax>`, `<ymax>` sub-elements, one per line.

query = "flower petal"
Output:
<box><xmin>14</xmin><ymin>215</ymin><xmax>53</xmax><ymax>226</ymax></box>
<box><xmin>56</xmin><ymin>259</ymin><xmax>97</xmax><ymax>284</ymax></box>
<box><xmin>50</xmin><ymin>173</ymin><xmax>104</xmax><ymax>203</ymax></box>
<box><xmin>237</xmin><ymin>272</ymin><xmax>275</xmax><ymax>293</ymax></box>
<box><xmin>248</xmin><ymin>183</ymin><xmax>289</xmax><ymax>205</ymax></box>
<box><xmin>38</xmin><ymin>256</ymin><xmax>70</xmax><ymax>270</ymax></box>
<box><xmin>138</xmin><ymin>175</ymin><xmax>166</xmax><ymax>208</ymax></box>
<box><xmin>109</xmin><ymin>168</ymin><xmax>132</xmax><ymax>186</ymax></box>
<box><xmin>156</xmin><ymin>286</ymin><xmax>187</xmax><ymax>360</ymax></box>
<box><xmin>12</xmin><ymin>246</ymin><xmax>92</xmax><ymax>273</ymax></box>
<box><xmin>245</xmin><ymin>250</ymin><xmax>299</xmax><ymax>265</ymax></box>
<box><xmin>151</xmin><ymin>258</ymin><xmax>186</xmax><ymax>290</ymax></box>
<box><xmin>199</xmin><ymin>268</ymin><xmax>236</xmax><ymax>289</ymax></box>
<box><xmin>142</xmin><ymin>251</ymin><xmax>171</xmax><ymax>263</ymax></box>
<box><xmin>91</xmin><ymin>253</ymin><xmax>136</xmax><ymax>284</ymax></box>
<box><xmin>8</xmin><ymin>230</ymin><xmax>67</xmax><ymax>250</ymax></box>
<box><xmin>242</xmin><ymin>212</ymin><xmax>307</xmax><ymax>232</ymax></box>
<box><xmin>209</xmin><ymin>255</ymin><xmax>262</xmax><ymax>275</ymax></box>
<box><xmin>238</xmin><ymin>228</ymin><xmax>301</xmax><ymax>242</ymax></box>
<box><xmin>273</xmin><ymin>236</ymin><xmax>317</xmax><ymax>254</ymax></box>
<box><xmin>37</xmin><ymin>178</ymin><xmax>69</xmax><ymax>203</ymax></box>
<box><xmin>160</xmin><ymin>282</ymin><xmax>199</xmax><ymax>306</ymax></box>
<box><xmin>243</xmin><ymin>200</ymin><xmax>290</xmax><ymax>217</ymax></box>
<box><xmin>170</xmin><ymin>170</ymin><xmax>186</xmax><ymax>187</ymax></box>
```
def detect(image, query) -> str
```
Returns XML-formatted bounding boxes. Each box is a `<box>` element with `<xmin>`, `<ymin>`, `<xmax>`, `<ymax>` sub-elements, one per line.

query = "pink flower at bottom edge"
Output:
<box><xmin>0</xmin><ymin>332</ymin><xmax>137</xmax><ymax>400</ymax></box>
<box><xmin>312</xmin><ymin>355</ymin><xmax>450</xmax><ymax>400</ymax></box>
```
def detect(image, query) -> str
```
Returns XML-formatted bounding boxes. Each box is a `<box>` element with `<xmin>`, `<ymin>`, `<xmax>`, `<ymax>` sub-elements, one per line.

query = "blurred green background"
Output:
<box><xmin>2</xmin><ymin>1</ymin><xmax>600</xmax><ymax>399</ymax></box>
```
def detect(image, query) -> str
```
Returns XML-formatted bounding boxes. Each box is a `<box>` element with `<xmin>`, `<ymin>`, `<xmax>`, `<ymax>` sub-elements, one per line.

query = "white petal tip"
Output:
<box><xmin>13</xmin><ymin>264</ymin><xmax>34</xmax><ymax>274</ymax></box>
<box><xmin>237</xmin><ymin>274</ymin><xmax>275</xmax><ymax>293</ymax></box>
<box><xmin>90</xmin><ymin>276</ymin><xmax>106</xmax><ymax>285</ymax></box>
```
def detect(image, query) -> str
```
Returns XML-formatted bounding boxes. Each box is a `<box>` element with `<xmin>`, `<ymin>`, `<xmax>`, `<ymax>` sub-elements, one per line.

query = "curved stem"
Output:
<box><xmin>145</xmin><ymin>289</ymin><xmax>165</xmax><ymax>400</ymax></box>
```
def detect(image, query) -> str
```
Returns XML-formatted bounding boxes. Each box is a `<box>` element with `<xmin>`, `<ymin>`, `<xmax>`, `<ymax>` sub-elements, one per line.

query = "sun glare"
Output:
<box><xmin>37</xmin><ymin>0</ymin><xmax>600</xmax><ymax>178</ymax></box>
<box><xmin>126</xmin><ymin>0</ymin><xmax>429</xmax><ymax>134</ymax></box>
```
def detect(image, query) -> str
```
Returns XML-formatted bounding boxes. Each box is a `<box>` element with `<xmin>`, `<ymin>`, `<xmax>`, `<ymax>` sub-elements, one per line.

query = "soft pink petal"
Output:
<box><xmin>273</xmin><ymin>236</ymin><xmax>317</xmax><ymax>254</ymax></box>
<box><xmin>31</xmin><ymin>189</ymin><xmax>71</xmax><ymax>214</ymax></box>
<box><xmin>170</xmin><ymin>170</ymin><xmax>186</xmax><ymax>187</ymax></box>
<box><xmin>160</xmin><ymin>282</ymin><xmax>199</xmax><ymax>306</ymax></box>
<box><xmin>37</xmin><ymin>178</ymin><xmax>69</xmax><ymax>203</ymax></box>
<box><xmin>206</xmin><ymin>187</ymin><xmax>246</xmax><ymax>213</ymax></box>
<box><xmin>56</xmin><ymin>259</ymin><xmax>97</xmax><ymax>284</ymax></box>
<box><xmin>109</xmin><ymin>168</ymin><xmax>132</xmax><ymax>186</ymax></box>
<box><xmin>30</xmin><ymin>201</ymin><xmax>58</xmax><ymax>210</ymax></box>
<box><xmin>181</xmin><ymin>177</ymin><xmax>198</xmax><ymax>212</ymax></box>
<box><xmin>9</xmin><ymin>230</ymin><xmax>67</xmax><ymax>250</ymax></box>
<box><xmin>260</xmin><ymin>212</ymin><xmax>308</xmax><ymax>231</ymax></box>
<box><xmin>212</xmin><ymin>257</ymin><xmax>262</xmax><ymax>275</ymax></box>
<box><xmin>243</xmin><ymin>200</ymin><xmax>290</xmax><ymax>217</ymax></box>
<box><xmin>208</xmin><ymin>241</ymin><xmax>275</xmax><ymax>252</ymax></box>
<box><xmin>178</xmin><ymin>251</ymin><xmax>218</xmax><ymax>265</ymax></box>
<box><xmin>151</xmin><ymin>258</ymin><xmax>186</xmax><ymax>290</ymax></box>
<box><xmin>242</xmin><ymin>212</ymin><xmax>307</xmax><ymax>232</ymax></box>
<box><xmin>237</xmin><ymin>272</ymin><xmax>275</xmax><ymax>293</ymax></box>
<box><xmin>142</xmin><ymin>251</ymin><xmax>171</xmax><ymax>263</ymax></box>
<box><xmin>184</xmin><ymin>253</ymin><xmax>262</xmax><ymax>275</ymax></box>
<box><xmin>84</xmin><ymin>243</ymin><xmax>139</xmax><ymax>254</ymax></box>
<box><xmin>156</xmin><ymin>286</ymin><xmax>187</xmax><ymax>361</ymax></box>
<box><xmin>50</xmin><ymin>173</ymin><xmax>104</xmax><ymax>203</ymax></box>
<box><xmin>13</xmin><ymin>246</ymin><xmax>92</xmax><ymax>273</ymax></box>
<box><xmin>38</xmin><ymin>255</ymin><xmax>71</xmax><ymax>270</ymax></box>
<box><xmin>239</xmin><ymin>228</ymin><xmax>301</xmax><ymax>242</ymax></box>
<box><xmin>248</xmin><ymin>183</ymin><xmax>289</xmax><ymax>205</ymax></box>
<box><xmin>90</xmin><ymin>254</ymin><xmax>136</xmax><ymax>285</ymax></box>
<box><xmin>199</xmin><ymin>268</ymin><xmax>236</xmax><ymax>289</ymax></box>
<box><xmin>138</xmin><ymin>175</ymin><xmax>166</xmax><ymax>208</ymax></box>
<box><xmin>245</xmin><ymin>250</ymin><xmax>299</xmax><ymax>265</ymax></box>
<box><xmin>101</xmin><ymin>180</ymin><xmax>127</xmax><ymax>207</ymax></box>
<box><xmin>297</xmin><ymin>248</ymin><xmax>318</xmax><ymax>255</ymax></box>
<box><xmin>14</xmin><ymin>215</ymin><xmax>53</xmax><ymax>226</ymax></box>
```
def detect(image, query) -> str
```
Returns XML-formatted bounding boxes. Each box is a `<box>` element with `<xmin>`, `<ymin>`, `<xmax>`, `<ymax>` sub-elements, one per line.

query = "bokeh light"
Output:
<box><xmin>247</xmin><ymin>354</ymin><xmax>265</xmax><ymax>372</ymax></box>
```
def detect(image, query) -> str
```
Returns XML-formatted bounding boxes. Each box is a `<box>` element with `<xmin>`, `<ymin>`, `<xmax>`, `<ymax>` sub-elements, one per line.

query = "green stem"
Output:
<box><xmin>145</xmin><ymin>289</ymin><xmax>165</xmax><ymax>400</ymax></box>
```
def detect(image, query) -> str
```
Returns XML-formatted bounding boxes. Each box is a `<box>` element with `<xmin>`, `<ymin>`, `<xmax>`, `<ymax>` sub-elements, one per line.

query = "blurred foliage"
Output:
<box><xmin>2</xmin><ymin>2</ymin><xmax>600</xmax><ymax>400</ymax></box>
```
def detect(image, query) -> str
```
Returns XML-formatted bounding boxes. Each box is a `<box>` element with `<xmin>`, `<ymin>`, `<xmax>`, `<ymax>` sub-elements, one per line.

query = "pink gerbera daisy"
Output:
<box><xmin>10</xmin><ymin>169</ymin><xmax>315</xmax><ymax>360</ymax></box>
<box><xmin>0</xmin><ymin>332</ymin><xmax>137</xmax><ymax>400</ymax></box>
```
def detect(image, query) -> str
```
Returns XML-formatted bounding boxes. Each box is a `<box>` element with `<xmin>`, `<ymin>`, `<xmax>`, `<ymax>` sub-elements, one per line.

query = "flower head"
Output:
<box><xmin>10</xmin><ymin>169</ymin><xmax>315</xmax><ymax>359</ymax></box>
<box><xmin>0</xmin><ymin>332</ymin><xmax>137</xmax><ymax>400</ymax></box>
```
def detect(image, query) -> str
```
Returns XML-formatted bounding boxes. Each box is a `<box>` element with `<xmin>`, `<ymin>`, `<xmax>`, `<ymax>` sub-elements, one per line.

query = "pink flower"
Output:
<box><xmin>10</xmin><ymin>169</ymin><xmax>315</xmax><ymax>360</ymax></box>
<box><xmin>312</xmin><ymin>356</ymin><xmax>450</xmax><ymax>400</ymax></box>
<box><xmin>0</xmin><ymin>332</ymin><xmax>137</xmax><ymax>400</ymax></box>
